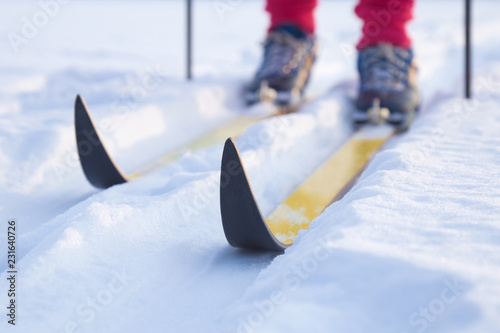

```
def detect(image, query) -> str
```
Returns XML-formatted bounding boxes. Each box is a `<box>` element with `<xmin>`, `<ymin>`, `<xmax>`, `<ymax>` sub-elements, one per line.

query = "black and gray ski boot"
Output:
<box><xmin>353</xmin><ymin>43</ymin><xmax>420</xmax><ymax>129</ymax></box>
<box><xmin>245</xmin><ymin>25</ymin><xmax>318</xmax><ymax>108</ymax></box>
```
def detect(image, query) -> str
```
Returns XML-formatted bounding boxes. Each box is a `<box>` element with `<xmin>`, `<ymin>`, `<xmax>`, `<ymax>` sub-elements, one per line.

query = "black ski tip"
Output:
<box><xmin>220</xmin><ymin>138</ymin><xmax>289</xmax><ymax>251</ymax></box>
<box><xmin>74</xmin><ymin>94</ymin><xmax>128</xmax><ymax>189</ymax></box>
<box><xmin>75</xmin><ymin>94</ymin><xmax>84</xmax><ymax>107</ymax></box>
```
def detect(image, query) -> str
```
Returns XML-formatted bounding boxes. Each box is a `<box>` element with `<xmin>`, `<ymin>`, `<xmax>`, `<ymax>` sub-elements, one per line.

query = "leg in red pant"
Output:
<box><xmin>355</xmin><ymin>0</ymin><xmax>415</xmax><ymax>49</ymax></box>
<box><xmin>266</xmin><ymin>0</ymin><xmax>318</xmax><ymax>35</ymax></box>
<box><xmin>265</xmin><ymin>0</ymin><xmax>414</xmax><ymax>49</ymax></box>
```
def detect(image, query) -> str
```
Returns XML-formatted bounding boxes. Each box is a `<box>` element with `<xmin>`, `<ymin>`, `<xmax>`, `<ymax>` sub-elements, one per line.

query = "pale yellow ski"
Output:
<box><xmin>129</xmin><ymin>116</ymin><xmax>266</xmax><ymax>180</ymax></box>
<box><xmin>266</xmin><ymin>125</ymin><xmax>395</xmax><ymax>244</ymax></box>
<box><xmin>76</xmin><ymin>93</ymin><xmax>302</xmax><ymax>189</ymax></box>
<box><xmin>220</xmin><ymin>125</ymin><xmax>395</xmax><ymax>250</ymax></box>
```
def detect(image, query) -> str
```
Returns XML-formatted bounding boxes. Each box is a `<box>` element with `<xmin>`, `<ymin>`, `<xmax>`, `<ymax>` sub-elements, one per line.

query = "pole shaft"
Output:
<box><xmin>187</xmin><ymin>0</ymin><xmax>192</xmax><ymax>80</ymax></box>
<box><xmin>465</xmin><ymin>0</ymin><xmax>471</xmax><ymax>98</ymax></box>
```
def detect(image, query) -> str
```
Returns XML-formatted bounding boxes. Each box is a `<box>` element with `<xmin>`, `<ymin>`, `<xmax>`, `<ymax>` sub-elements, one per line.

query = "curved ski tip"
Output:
<box><xmin>74</xmin><ymin>94</ymin><xmax>128</xmax><ymax>189</ymax></box>
<box><xmin>75</xmin><ymin>94</ymin><xmax>88</xmax><ymax>115</ymax></box>
<box><xmin>224</xmin><ymin>137</ymin><xmax>237</xmax><ymax>149</ymax></box>
<box><xmin>220</xmin><ymin>136</ymin><xmax>288</xmax><ymax>252</ymax></box>
<box><xmin>222</xmin><ymin>137</ymin><xmax>243</xmax><ymax>171</ymax></box>
<box><xmin>75</xmin><ymin>94</ymin><xmax>83</xmax><ymax>106</ymax></box>
<box><xmin>223</xmin><ymin>137</ymin><xmax>241</xmax><ymax>161</ymax></box>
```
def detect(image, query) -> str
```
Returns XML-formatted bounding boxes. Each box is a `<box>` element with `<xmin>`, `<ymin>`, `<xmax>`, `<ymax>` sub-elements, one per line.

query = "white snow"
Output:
<box><xmin>0</xmin><ymin>1</ymin><xmax>499</xmax><ymax>332</ymax></box>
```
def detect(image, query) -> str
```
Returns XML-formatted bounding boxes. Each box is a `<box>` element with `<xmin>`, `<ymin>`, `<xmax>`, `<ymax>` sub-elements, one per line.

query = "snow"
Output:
<box><xmin>220</xmin><ymin>97</ymin><xmax>500</xmax><ymax>333</ymax></box>
<box><xmin>1</xmin><ymin>0</ymin><xmax>500</xmax><ymax>332</ymax></box>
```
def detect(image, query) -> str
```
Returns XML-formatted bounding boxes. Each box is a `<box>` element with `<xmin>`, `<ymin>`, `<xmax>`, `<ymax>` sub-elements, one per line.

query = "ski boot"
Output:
<box><xmin>245</xmin><ymin>25</ymin><xmax>318</xmax><ymax>109</ymax></box>
<box><xmin>353</xmin><ymin>43</ymin><xmax>420</xmax><ymax>130</ymax></box>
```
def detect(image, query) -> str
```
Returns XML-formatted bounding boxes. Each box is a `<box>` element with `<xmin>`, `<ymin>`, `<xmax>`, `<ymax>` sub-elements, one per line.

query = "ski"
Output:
<box><xmin>220</xmin><ymin>123</ymin><xmax>397</xmax><ymax>251</ymax></box>
<box><xmin>75</xmin><ymin>94</ymin><xmax>305</xmax><ymax>189</ymax></box>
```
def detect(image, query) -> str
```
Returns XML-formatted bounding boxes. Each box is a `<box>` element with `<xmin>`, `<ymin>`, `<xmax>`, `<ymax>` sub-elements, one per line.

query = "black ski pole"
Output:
<box><xmin>465</xmin><ymin>0</ymin><xmax>471</xmax><ymax>99</ymax></box>
<box><xmin>187</xmin><ymin>0</ymin><xmax>193</xmax><ymax>80</ymax></box>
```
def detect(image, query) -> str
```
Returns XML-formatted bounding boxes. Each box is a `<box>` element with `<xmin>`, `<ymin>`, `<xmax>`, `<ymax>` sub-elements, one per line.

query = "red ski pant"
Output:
<box><xmin>266</xmin><ymin>0</ymin><xmax>415</xmax><ymax>49</ymax></box>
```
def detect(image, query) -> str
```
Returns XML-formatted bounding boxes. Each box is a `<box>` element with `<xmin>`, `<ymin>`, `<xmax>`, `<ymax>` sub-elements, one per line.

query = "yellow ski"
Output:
<box><xmin>75</xmin><ymin>95</ymin><xmax>298</xmax><ymax>189</ymax></box>
<box><xmin>220</xmin><ymin>125</ymin><xmax>395</xmax><ymax>251</ymax></box>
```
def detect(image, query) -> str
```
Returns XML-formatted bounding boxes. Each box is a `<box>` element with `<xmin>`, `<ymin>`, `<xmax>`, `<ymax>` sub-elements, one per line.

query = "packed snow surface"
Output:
<box><xmin>1</xmin><ymin>1</ymin><xmax>499</xmax><ymax>332</ymax></box>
